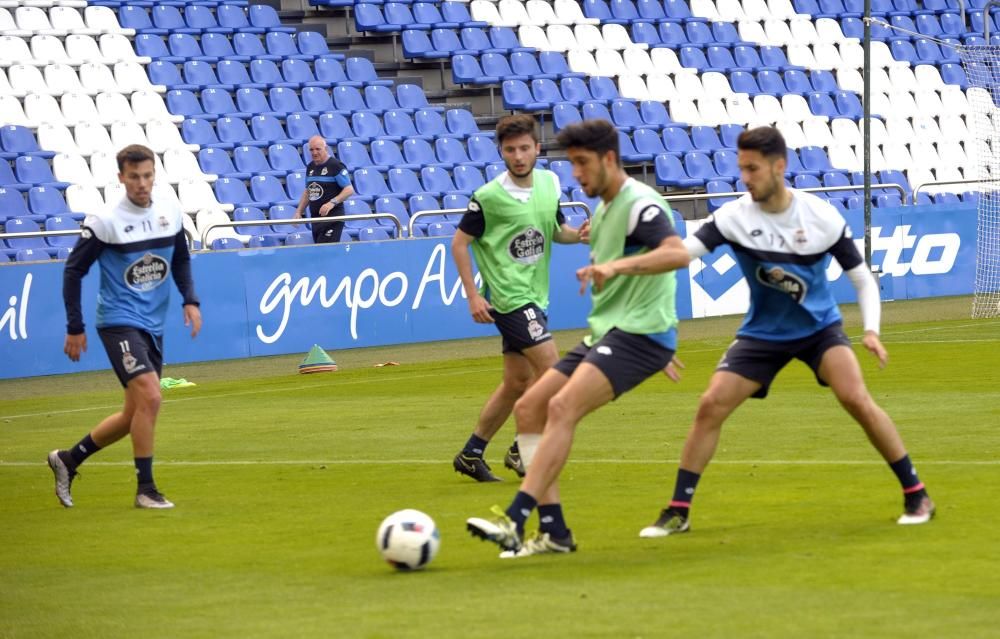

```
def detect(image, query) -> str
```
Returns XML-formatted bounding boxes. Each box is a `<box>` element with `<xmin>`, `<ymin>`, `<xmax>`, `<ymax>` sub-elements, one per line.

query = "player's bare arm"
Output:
<box><xmin>577</xmin><ymin>235</ymin><xmax>690</xmax><ymax>293</ymax></box>
<box><xmin>183</xmin><ymin>304</ymin><xmax>202</xmax><ymax>338</ymax></box>
<box><xmin>451</xmin><ymin>228</ymin><xmax>494</xmax><ymax>323</ymax></box>
<box><xmin>861</xmin><ymin>331</ymin><xmax>888</xmax><ymax>368</ymax></box>
<box><xmin>553</xmin><ymin>219</ymin><xmax>590</xmax><ymax>245</ymax></box>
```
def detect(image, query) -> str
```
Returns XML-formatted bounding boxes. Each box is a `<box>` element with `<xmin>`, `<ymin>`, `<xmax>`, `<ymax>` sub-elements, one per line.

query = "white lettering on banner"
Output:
<box><xmin>256</xmin><ymin>244</ymin><xmax>472</xmax><ymax>344</ymax></box>
<box><xmin>412</xmin><ymin>243</ymin><xmax>465</xmax><ymax>309</ymax></box>
<box><xmin>0</xmin><ymin>273</ymin><xmax>31</xmax><ymax>341</ymax></box>
<box><xmin>872</xmin><ymin>226</ymin><xmax>960</xmax><ymax>277</ymax></box>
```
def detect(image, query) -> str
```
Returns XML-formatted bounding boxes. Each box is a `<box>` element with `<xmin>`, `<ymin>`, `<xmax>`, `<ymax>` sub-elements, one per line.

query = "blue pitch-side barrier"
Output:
<box><xmin>0</xmin><ymin>205</ymin><xmax>976</xmax><ymax>379</ymax></box>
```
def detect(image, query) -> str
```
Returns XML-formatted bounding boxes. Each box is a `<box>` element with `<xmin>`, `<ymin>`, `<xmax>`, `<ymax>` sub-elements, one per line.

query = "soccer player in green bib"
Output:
<box><xmin>451</xmin><ymin>114</ymin><xmax>590</xmax><ymax>482</ymax></box>
<box><xmin>466</xmin><ymin>119</ymin><xmax>690</xmax><ymax>557</ymax></box>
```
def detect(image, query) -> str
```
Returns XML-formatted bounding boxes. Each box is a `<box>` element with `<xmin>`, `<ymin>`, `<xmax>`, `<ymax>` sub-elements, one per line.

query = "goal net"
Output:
<box><xmin>960</xmin><ymin>45</ymin><xmax>1000</xmax><ymax>318</ymax></box>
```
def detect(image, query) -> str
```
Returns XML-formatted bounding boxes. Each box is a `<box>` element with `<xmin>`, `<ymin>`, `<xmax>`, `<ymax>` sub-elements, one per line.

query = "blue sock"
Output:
<box><xmin>68</xmin><ymin>434</ymin><xmax>101</xmax><ymax>468</ymax></box>
<box><xmin>670</xmin><ymin>468</ymin><xmax>701</xmax><ymax>516</ymax></box>
<box><xmin>538</xmin><ymin>504</ymin><xmax>569</xmax><ymax>538</ymax></box>
<box><xmin>505</xmin><ymin>491</ymin><xmax>537</xmax><ymax>536</ymax></box>
<box><xmin>461</xmin><ymin>434</ymin><xmax>489</xmax><ymax>458</ymax></box>
<box><xmin>889</xmin><ymin>454</ymin><xmax>924</xmax><ymax>493</ymax></box>
<box><xmin>134</xmin><ymin>457</ymin><xmax>155</xmax><ymax>491</ymax></box>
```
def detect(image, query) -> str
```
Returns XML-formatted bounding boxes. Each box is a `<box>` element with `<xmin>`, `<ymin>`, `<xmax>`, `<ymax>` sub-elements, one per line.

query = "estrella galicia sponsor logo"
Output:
<box><xmin>125</xmin><ymin>253</ymin><xmax>169</xmax><ymax>292</ymax></box>
<box><xmin>755</xmin><ymin>265</ymin><xmax>807</xmax><ymax>302</ymax></box>
<box><xmin>308</xmin><ymin>182</ymin><xmax>324</xmax><ymax>202</ymax></box>
<box><xmin>508</xmin><ymin>226</ymin><xmax>545</xmax><ymax>264</ymax></box>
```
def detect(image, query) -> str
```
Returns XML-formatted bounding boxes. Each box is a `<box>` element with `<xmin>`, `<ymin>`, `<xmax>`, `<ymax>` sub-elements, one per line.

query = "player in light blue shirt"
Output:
<box><xmin>48</xmin><ymin>144</ymin><xmax>201</xmax><ymax>510</ymax></box>
<box><xmin>640</xmin><ymin>127</ymin><xmax>935</xmax><ymax>538</ymax></box>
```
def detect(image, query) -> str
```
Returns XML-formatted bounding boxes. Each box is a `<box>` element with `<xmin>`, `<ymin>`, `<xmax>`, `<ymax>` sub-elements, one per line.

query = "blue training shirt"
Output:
<box><xmin>63</xmin><ymin>196</ymin><xmax>199</xmax><ymax>337</ymax></box>
<box><xmin>693</xmin><ymin>190</ymin><xmax>864</xmax><ymax>341</ymax></box>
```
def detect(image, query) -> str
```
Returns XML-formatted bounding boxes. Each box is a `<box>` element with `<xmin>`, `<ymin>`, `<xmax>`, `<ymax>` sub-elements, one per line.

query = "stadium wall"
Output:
<box><xmin>0</xmin><ymin>206</ymin><xmax>976</xmax><ymax>379</ymax></box>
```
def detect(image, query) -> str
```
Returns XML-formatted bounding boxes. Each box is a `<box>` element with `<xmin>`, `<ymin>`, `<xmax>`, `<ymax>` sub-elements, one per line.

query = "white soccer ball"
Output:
<box><xmin>376</xmin><ymin>509</ymin><xmax>440</xmax><ymax>571</ymax></box>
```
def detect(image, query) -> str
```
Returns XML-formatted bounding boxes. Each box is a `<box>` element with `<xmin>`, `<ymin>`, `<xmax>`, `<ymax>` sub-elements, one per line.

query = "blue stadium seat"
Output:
<box><xmin>365</xmin><ymin>85</ymin><xmax>405</xmax><ymax>113</ymax></box>
<box><xmin>371</xmin><ymin>139</ymin><xmax>418</xmax><ymax>171</ymax></box>
<box><xmin>353</xmin><ymin>168</ymin><xmax>400</xmax><ymax>201</ymax></box>
<box><xmin>210</xmin><ymin>236</ymin><xmax>243</xmax><ymax>251</ymax></box>
<box><xmin>785</xmin><ymin>148</ymin><xmax>817</xmax><ymax>178</ymax></box>
<box><xmin>511</xmin><ymin>52</ymin><xmax>555</xmax><ymax>81</ymax></box>
<box><xmin>248</xmin><ymin>4</ymin><xmax>296</xmax><ymax>33</ymax></box>
<box><xmin>385</xmin><ymin>2</ymin><xmax>425</xmax><ymax>29</ymax></box>
<box><xmin>403</xmin><ymin>138</ymin><xmax>445</xmax><ymax>169</ymax></box>
<box><xmin>654</xmin><ymin>154</ymin><xmax>701</xmax><ymax>188</ymax></box>
<box><xmin>281</xmin><ymin>59</ymin><xmax>326</xmax><ymax>88</ymax></box>
<box><xmin>184</xmin><ymin>60</ymin><xmax>232</xmax><ymax>91</ymax></box>
<box><xmin>397</xmin><ymin>84</ymin><xmax>442</xmax><ymax>112</ymax></box>
<box><xmin>706</xmin><ymin>179</ymin><xmax>735</xmax><ymax>211</ymax></box>
<box><xmin>265</xmin><ymin>87</ymin><xmax>304</xmax><ymax>117</ymax></box>
<box><xmin>558</xmin><ymin>77</ymin><xmax>595</xmax><ymax>107</ymax></box>
<box><xmin>810</xmin><ymin>70</ymin><xmax>839</xmax><ymax>93</ymax></box>
<box><xmin>346</xmin><ymin>57</ymin><xmax>393</xmax><ymax>87</ymax></box>
<box><xmin>639</xmin><ymin>100</ymin><xmax>681</xmax><ymax>128</ymax></box>
<box><xmin>538</xmin><ymin>52</ymin><xmax>585</xmax><ymax>79</ymax></box>
<box><xmin>415</xmin><ymin>109</ymin><xmax>463</xmax><ymax>139</ymax></box>
<box><xmin>581</xmin><ymin>102</ymin><xmax>614</xmax><ymax>124</ymax></box>
<box><xmin>286</xmin><ymin>172</ymin><xmax>306</xmax><ymax>201</ymax></box>
<box><xmin>760</xmin><ymin>46</ymin><xmax>798</xmax><ymax>71</ymax></box>
<box><xmin>339</xmin><ymin>139</ymin><xmax>382</xmax><ymax>171</ymax></box>
<box><xmin>530</xmin><ymin>78</ymin><xmax>564</xmax><ymax>108</ymax></box>
<box><xmin>235</xmin><ymin>145</ymin><xmax>284</xmax><ymax>178</ymax></box>
<box><xmin>713</xmin><ymin>150</ymin><xmax>740</xmax><ymax>181</ymax></box>
<box><xmin>684</xmin><ymin>151</ymin><xmax>724</xmax><ymax>183</ymax></box>
<box><xmin>379</xmin><ymin>110</ymin><xmax>422</xmax><ymax>141</ymax></box>
<box><xmin>285</xmin><ymin>113</ymin><xmax>320</xmax><ymax>142</ymax></box>
<box><xmin>250</xmin><ymin>175</ymin><xmax>295</xmax><ymax>208</ymax></box>
<box><xmin>421</xmin><ymin>166</ymin><xmax>462</xmax><ymax>196</ymax></box>
<box><xmin>186</xmin><ymin>5</ymin><xmax>231</xmax><ymax>34</ymax></box>
<box><xmin>389</xmin><ymin>168</ymin><xmax>430</xmax><ymax>198</ymax></box>
<box><xmin>658</xmin><ymin>22</ymin><xmax>688</xmax><ymax>48</ymax></box>
<box><xmin>691</xmin><ymin>126</ymin><xmax>724</xmax><ymax>152</ymax></box>
<box><xmin>730</xmin><ymin>71</ymin><xmax>762</xmax><ymax>96</ymax></box>
<box><xmin>31</xmin><ymin>188</ymin><xmax>82</xmax><ymax>222</ymax></box>
<box><xmin>298</xmin><ymin>31</ymin><xmax>341</xmax><ymax>59</ymax></box>
<box><xmin>203</xmin><ymin>34</ymin><xmax>248</xmax><ymax>63</ymax></box>
<box><xmin>0</xmin><ymin>158</ymin><xmax>33</xmax><ymax>191</ymax></box>
<box><xmin>150</xmin><ymin>62</ymin><xmax>196</xmax><ymax>92</ymax></box>
<box><xmin>663</xmin><ymin>127</ymin><xmax>695</xmax><ymax>154</ymax></box>
<box><xmin>468</xmin><ymin>134</ymin><xmax>501</xmax><ymax>164</ymax></box>
<box><xmin>549</xmin><ymin>160</ymin><xmax>579</xmax><ymax>191</ymax></box>
<box><xmin>248</xmin><ymin>59</ymin><xmax>293</xmax><ymax>89</ymax></box>
<box><xmin>460</xmin><ymin>27</ymin><xmax>502</xmax><ymax>54</ymax></box>
<box><xmin>488</xmin><ymin>26</ymin><xmax>532</xmax><ymax>53</ymax></box>
<box><xmin>553</xmin><ymin>102</ymin><xmax>583</xmax><ymax>133</ymax></box>
<box><xmin>356</xmin><ymin>3</ymin><xmax>399</xmax><ymax>32</ymax></box>
<box><xmin>234</xmin><ymin>88</ymin><xmax>278</xmax><ymax>117</ymax></box>
<box><xmin>301</xmin><ymin>86</ymin><xmax>337</xmax><ymax>116</ymax></box>
<box><xmin>686</xmin><ymin>21</ymin><xmax>714</xmax><ymax>46</ymax></box>
<box><xmin>152</xmin><ymin>5</ymin><xmax>198</xmax><ymax>34</ymax></box>
<box><xmin>216</xmin><ymin>62</ymin><xmax>264</xmax><ymax>92</ymax></box>
<box><xmin>632</xmin><ymin>22</ymin><xmax>662</xmax><ymax>47</ymax></box>
<box><xmin>168</xmin><ymin>33</ymin><xmax>216</xmax><ymax>64</ymax></box>
<box><xmin>182</xmin><ymin>118</ymin><xmax>227</xmax><ymax>149</ymax></box>
<box><xmin>454</xmin><ymin>54</ymin><xmax>497</xmax><ymax>85</ymax></box>
<box><xmin>801</xmin><ymin>146</ymin><xmax>838</xmax><ymax>174</ymax></box>
<box><xmin>118</xmin><ymin>6</ymin><xmax>164</xmax><ymax>35</ymax></box>
<box><xmin>583</xmin><ymin>0</ymin><xmax>627</xmax><ymax>24</ymax></box>
<box><xmin>373</xmin><ymin>196</ymin><xmax>410</xmax><ymax>232</ymax></box>
<box><xmin>202</xmin><ymin>88</ymin><xmax>250</xmax><ymax>120</ymax></box>
<box><xmin>635</xmin><ymin>0</ymin><xmax>669</xmax><ymax>20</ymax></box>
<box><xmin>633</xmin><ymin>128</ymin><xmax>670</xmax><ymax>156</ymax></box>
<box><xmin>248</xmin><ymin>234</ymin><xmax>284</xmax><ymax>248</ymax></box>
<box><xmin>833</xmin><ymin>91</ymin><xmax>865</xmax><ymax>119</ymax></box>
<box><xmin>15</xmin><ymin>248</ymin><xmax>51</xmax><ymax>262</ymax></box>
<box><xmin>436</xmin><ymin>137</ymin><xmax>482</xmax><ymax>169</ymax></box>
<box><xmin>783</xmin><ymin>69</ymin><xmax>813</xmax><ymax>95</ymax></box>
<box><xmin>136</xmin><ymin>35</ymin><xmax>182</xmax><ymax>64</ymax></box>
<box><xmin>402</xmin><ymin>29</ymin><xmax>443</xmax><ymax>59</ymax></box>
<box><xmin>453</xmin><ymin>165</ymin><xmax>485</xmax><ymax>193</ymax></box>
<box><xmin>15</xmin><ymin>157</ymin><xmax>70</xmax><ymax>189</ymax></box>
<box><xmin>610</xmin><ymin>0</ymin><xmax>644</xmax><ymax>23</ymax></box>
<box><xmin>219</xmin><ymin>5</ymin><xmax>264</xmax><ymax>34</ymax></box>
<box><xmin>612</xmin><ymin>100</ymin><xmax>657</xmax><ymax>132</ymax></box>
<box><xmin>333</xmin><ymin>86</ymin><xmax>369</xmax><ymax>115</ymax></box>
<box><xmin>318</xmin><ymin>113</ymin><xmax>358</xmax><ymax>142</ymax></box>
<box><xmin>356</xmin><ymin>227</ymin><xmax>391</xmax><ymax>242</ymax></box>
<box><xmin>214</xmin><ymin>177</ymin><xmax>258</xmax><ymax>209</ymax></box>
<box><xmin>284</xmin><ymin>231</ymin><xmax>313</xmax><ymax>245</ymax></box>
<box><xmin>0</xmin><ymin>126</ymin><xmax>51</xmax><ymax>161</ymax></box>
<box><xmin>442</xmin><ymin>1</ymin><xmax>489</xmax><ymax>28</ymax></box>
<box><xmin>5</xmin><ymin>217</ymin><xmax>47</xmax><ymax>251</ymax></box>
<box><xmin>590</xmin><ymin>76</ymin><xmax>624</xmax><ymax>104</ymax></box>
<box><xmin>315</xmin><ymin>58</ymin><xmax>361</xmax><ymax>87</ymax></box>
<box><xmin>446</xmin><ymin>109</ymin><xmax>484</xmax><ymax>138</ymax></box>
<box><xmin>235</xmin><ymin>34</ymin><xmax>280</xmax><ymax>62</ymax></box>
<box><xmin>502</xmin><ymin>80</ymin><xmax>544</xmax><ymax>110</ymax></box>
<box><xmin>266</xmin><ymin>32</ymin><xmax>310</xmax><ymax>61</ymax></box>
<box><xmin>352</xmin><ymin>111</ymin><xmax>397</xmax><ymax>143</ymax></box>
<box><xmin>719</xmin><ymin>124</ymin><xmax>744</xmax><ymax>149</ymax></box>
<box><xmin>199</xmin><ymin>147</ymin><xmax>249</xmax><ymax>180</ymax></box>
<box><xmin>807</xmin><ymin>92</ymin><xmax>839</xmax><ymax>118</ymax></box>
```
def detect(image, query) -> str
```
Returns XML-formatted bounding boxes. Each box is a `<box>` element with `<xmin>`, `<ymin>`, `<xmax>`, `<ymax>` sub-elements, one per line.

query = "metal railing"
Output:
<box><xmin>0</xmin><ymin>228</ymin><xmax>198</xmax><ymax>261</ymax></box>
<box><xmin>198</xmin><ymin>213</ymin><xmax>403</xmax><ymax>249</ymax></box>
<box><xmin>407</xmin><ymin>201</ymin><xmax>593</xmax><ymax>238</ymax></box>
<box><xmin>912</xmin><ymin>178</ymin><xmax>990</xmax><ymax>203</ymax></box>
<box><xmin>661</xmin><ymin>183</ymin><xmax>907</xmax><ymax>205</ymax></box>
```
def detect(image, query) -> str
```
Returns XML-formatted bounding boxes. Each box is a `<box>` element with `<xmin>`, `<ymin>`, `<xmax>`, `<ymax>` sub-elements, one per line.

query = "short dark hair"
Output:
<box><xmin>116</xmin><ymin>144</ymin><xmax>155</xmax><ymax>172</ymax></box>
<box><xmin>496</xmin><ymin>114</ymin><xmax>539</xmax><ymax>144</ymax></box>
<box><xmin>736</xmin><ymin>126</ymin><xmax>787</xmax><ymax>160</ymax></box>
<box><xmin>555</xmin><ymin>119</ymin><xmax>620</xmax><ymax>165</ymax></box>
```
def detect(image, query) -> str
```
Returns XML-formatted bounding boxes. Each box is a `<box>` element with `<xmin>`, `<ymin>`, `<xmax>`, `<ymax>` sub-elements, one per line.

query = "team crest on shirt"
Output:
<box><xmin>158</xmin><ymin>216</ymin><xmax>170</xmax><ymax>230</ymax></box>
<box><xmin>308</xmin><ymin>182</ymin><xmax>324</xmax><ymax>201</ymax></box>
<box><xmin>125</xmin><ymin>252</ymin><xmax>169</xmax><ymax>292</ymax></box>
<box><xmin>794</xmin><ymin>228</ymin><xmax>807</xmax><ymax>244</ymax></box>
<box><xmin>321</xmin><ymin>167</ymin><xmax>328</xmax><ymax>175</ymax></box>
<box><xmin>756</xmin><ymin>266</ymin><xmax>807</xmax><ymax>303</ymax></box>
<box><xmin>508</xmin><ymin>226</ymin><xmax>545</xmax><ymax>264</ymax></box>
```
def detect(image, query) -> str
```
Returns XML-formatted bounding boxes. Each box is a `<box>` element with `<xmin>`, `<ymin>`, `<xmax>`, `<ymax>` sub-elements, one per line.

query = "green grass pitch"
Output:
<box><xmin>2</xmin><ymin>296</ymin><xmax>998</xmax><ymax>638</ymax></box>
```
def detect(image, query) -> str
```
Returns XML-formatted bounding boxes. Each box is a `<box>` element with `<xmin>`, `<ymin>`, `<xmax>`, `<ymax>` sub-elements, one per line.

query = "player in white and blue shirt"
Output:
<box><xmin>640</xmin><ymin>127</ymin><xmax>934</xmax><ymax>538</ymax></box>
<box><xmin>49</xmin><ymin>145</ymin><xmax>201</xmax><ymax>511</ymax></box>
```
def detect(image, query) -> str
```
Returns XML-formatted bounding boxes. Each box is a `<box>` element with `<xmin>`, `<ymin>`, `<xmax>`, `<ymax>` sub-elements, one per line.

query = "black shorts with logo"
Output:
<box><xmin>718</xmin><ymin>322</ymin><xmax>853</xmax><ymax>399</ymax></box>
<box><xmin>491</xmin><ymin>303</ymin><xmax>553</xmax><ymax>354</ymax></box>
<box><xmin>554</xmin><ymin>328</ymin><xmax>675</xmax><ymax>398</ymax></box>
<box><xmin>98</xmin><ymin>326</ymin><xmax>163</xmax><ymax>387</ymax></box>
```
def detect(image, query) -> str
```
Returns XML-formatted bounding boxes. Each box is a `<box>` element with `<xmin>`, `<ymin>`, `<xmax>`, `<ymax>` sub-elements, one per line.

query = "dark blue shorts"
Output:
<box><xmin>491</xmin><ymin>303</ymin><xmax>552</xmax><ymax>354</ymax></box>
<box><xmin>554</xmin><ymin>328</ymin><xmax>675</xmax><ymax>398</ymax></box>
<box><xmin>98</xmin><ymin>326</ymin><xmax>163</xmax><ymax>388</ymax></box>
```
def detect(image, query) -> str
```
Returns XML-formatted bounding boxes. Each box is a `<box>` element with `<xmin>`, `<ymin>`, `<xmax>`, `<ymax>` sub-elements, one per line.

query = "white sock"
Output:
<box><xmin>517</xmin><ymin>433</ymin><xmax>542</xmax><ymax>470</ymax></box>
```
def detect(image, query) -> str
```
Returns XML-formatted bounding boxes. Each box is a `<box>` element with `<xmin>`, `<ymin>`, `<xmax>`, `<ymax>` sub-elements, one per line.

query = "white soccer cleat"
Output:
<box><xmin>47</xmin><ymin>449</ymin><xmax>75</xmax><ymax>508</ymax></box>
<box><xmin>499</xmin><ymin>530</ymin><xmax>576</xmax><ymax>558</ymax></box>
<box><xmin>897</xmin><ymin>495</ymin><xmax>935</xmax><ymax>525</ymax></box>
<box><xmin>466</xmin><ymin>506</ymin><xmax>521</xmax><ymax>552</ymax></box>
<box><xmin>135</xmin><ymin>491</ymin><xmax>174</xmax><ymax>509</ymax></box>
<box><xmin>639</xmin><ymin>508</ymin><xmax>690</xmax><ymax>538</ymax></box>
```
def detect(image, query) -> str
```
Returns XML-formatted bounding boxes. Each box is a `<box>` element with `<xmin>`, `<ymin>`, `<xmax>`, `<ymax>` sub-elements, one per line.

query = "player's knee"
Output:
<box><xmin>513</xmin><ymin>394</ymin><xmax>543</xmax><ymax>430</ymax></box>
<box><xmin>505</xmin><ymin>373</ymin><xmax>532</xmax><ymax>397</ymax></box>
<box><xmin>835</xmin><ymin>386</ymin><xmax>873</xmax><ymax>415</ymax></box>
<box><xmin>546</xmin><ymin>393</ymin><xmax>575</xmax><ymax>426</ymax></box>
<box><xmin>695</xmin><ymin>391</ymin><xmax>729</xmax><ymax>424</ymax></box>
